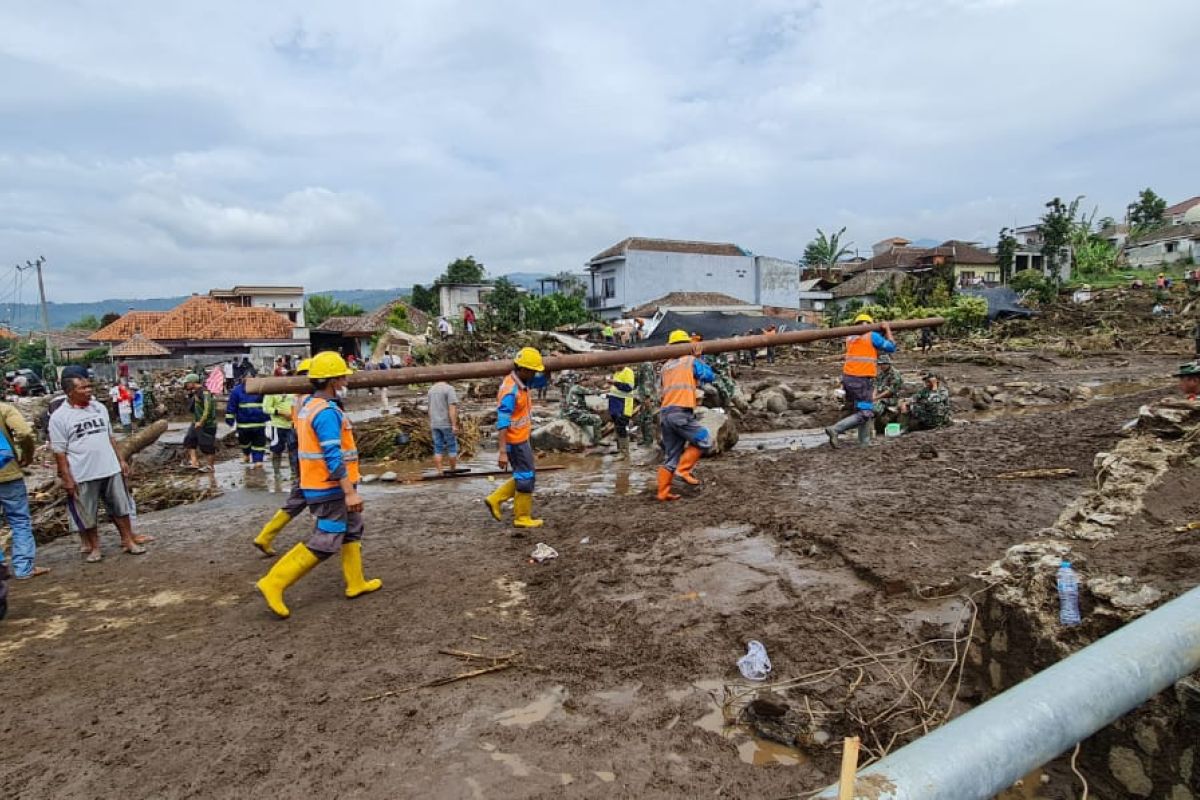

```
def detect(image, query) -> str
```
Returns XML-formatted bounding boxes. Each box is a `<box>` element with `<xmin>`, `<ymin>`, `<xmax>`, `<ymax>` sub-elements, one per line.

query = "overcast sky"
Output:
<box><xmin>2</xmin><ymin>1</ymin><xmax>1198</xmax><ymax>302</ymax></box>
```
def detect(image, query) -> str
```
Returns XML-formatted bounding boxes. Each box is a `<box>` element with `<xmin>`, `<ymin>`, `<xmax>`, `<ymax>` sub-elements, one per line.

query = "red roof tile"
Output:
<box><xmin>109</xmin><ymin>334</ymin><xmax>172</xmax><ymax>357</ymax></box>
<box><xmin>589</xmin><ymin>237</ymin><xmax>746</xmax><ymax>263</ymax></box>
<box><xmin>191</xmin><ymin>306</ymin><xmax>295</xmax><ymax>340</ymax></box>
<box><xmin>89</xmin><ymin>311</ymin><xmax>168</xmax><ymax>342</ymax></box>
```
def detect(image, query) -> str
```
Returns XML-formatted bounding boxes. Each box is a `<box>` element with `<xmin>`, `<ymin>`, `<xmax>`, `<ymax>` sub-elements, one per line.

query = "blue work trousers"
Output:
<box><xmin>0</xmin><ymin>479</ymin><xmax>35</xmax><ymax>578</ymax></box>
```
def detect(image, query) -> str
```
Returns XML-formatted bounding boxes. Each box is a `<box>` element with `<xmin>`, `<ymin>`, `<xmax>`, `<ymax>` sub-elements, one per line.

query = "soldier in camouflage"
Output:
<box><xmin>872</xmin><ymin>353</ymin><xmax>905</xmax><ymax>434</ymax></box>
<box><xmin>904</xmin><ymin>371</ymin><xmax>952</xmax><ymax>431</ymax></box>
<box><xmin>559</xmin><ymin>373</ymin><xmax>603</xmax><ymax>445</ymax></box>
<box><xmin>634</xmin><ymin>362</ymin><xmax>658</xmax><ymax>446</ymax></box>
<box><xmin>705</xmin><ymin>353</ymin><xmax>738</xmax><ymax>408</ymax></box>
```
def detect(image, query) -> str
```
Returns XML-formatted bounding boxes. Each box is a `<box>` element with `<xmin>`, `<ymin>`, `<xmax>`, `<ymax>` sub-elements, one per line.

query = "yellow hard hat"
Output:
<box><xmin>613</xmin><ymin>367</ymin><xmax>635</xmax><ymax>385</ymax></box>
<box><xmin>308</xmin><ymin>351</ymin><xmax>353</xmax><ymax>379</ymax></box>
<box><xmin>668</xmin><ymin>329</ymin><xmax>691</xmax><ymax>344</ymax></box>
<box><xmin>853</xmin><ymin>312</ymin><xmax>874</xmax><ymax>324</ymax></box>
<box><xmin>296</xmin><ymin>358</ymin><xmax>312</xmax><ymax>374</ymax></box>
<box><xmin>514</xmin><ymin>347</ymin><xmax>545</xmax><ymax>372</ymax></box>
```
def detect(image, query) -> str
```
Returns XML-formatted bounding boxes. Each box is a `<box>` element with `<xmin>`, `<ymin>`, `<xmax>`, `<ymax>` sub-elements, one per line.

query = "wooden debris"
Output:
<box><xmin>992</xmin><ymin>468</ymin><xmax>1078</xmax><ymax>480</ymax></box>
<box><xmin>361</xmin><ymin>653</ymin><xmax>521</xmax><ymax>702</ymax></box>
<box><xmin>354</xmin><ymin>411</ymin><xmax>482</xmax><ymax>460</ymax></box>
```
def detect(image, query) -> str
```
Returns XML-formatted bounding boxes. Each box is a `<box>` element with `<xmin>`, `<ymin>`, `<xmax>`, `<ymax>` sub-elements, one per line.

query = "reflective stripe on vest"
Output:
<box><xmin>659</xmin><ymin>356</ymin><xmax>698</xmax><ymax>410</ymax></box>
<box><xmin>498</xmin><ymin>373</ymin><xmax>533</xmax><ymax>443</ymax></box>
<box><xmin>295</xmin><ymin>396</ymin><xmax>361</xmax><ymax>490</ymax></box>
<box><xmin>843</xmin><ymin>334</ymin><xmax>878</xmax><ymax>377</ymax></box>
<box><xmin>609</xmin><ymin>386</ymin><xmax>635</xmax><ymax>417</ymax></box>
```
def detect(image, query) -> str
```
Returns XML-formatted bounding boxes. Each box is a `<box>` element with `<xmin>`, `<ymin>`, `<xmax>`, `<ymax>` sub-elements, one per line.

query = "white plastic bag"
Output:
<box><xmin>737</xmin><ymin>640</ymin><xmax>771</xmax><ymax>681</ymax></box>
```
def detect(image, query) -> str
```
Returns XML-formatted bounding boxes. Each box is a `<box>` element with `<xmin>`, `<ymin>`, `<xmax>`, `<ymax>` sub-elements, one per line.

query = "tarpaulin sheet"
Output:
<box><xmin>961</xmin><ymin>287</ymin><xmax>1035</xmax><ymax>321</ymax></box>
<box><xmin>642</xmin><ymin>311</ymin><xmax>813</xmax><ymax>346</ymax></box>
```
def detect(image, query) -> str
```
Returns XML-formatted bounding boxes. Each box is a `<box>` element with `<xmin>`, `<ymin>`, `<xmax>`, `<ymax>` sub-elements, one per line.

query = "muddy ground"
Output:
<box><xmin>2</xmin><ymin>349</ymin><xmax>1198</xmax><ymax>799</ymax></box>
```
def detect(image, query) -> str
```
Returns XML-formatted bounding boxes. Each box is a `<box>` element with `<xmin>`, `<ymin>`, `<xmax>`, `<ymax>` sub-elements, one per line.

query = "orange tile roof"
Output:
<box><xmin>89</xmin><ymin>311</ymin><xmax>168</xmax><ymax>342</ymax></box>
<box><xmin>191</xmin><ymin>306</ymin><xmax>294</xmax><ymax>340</ymax></box>
<box><xmin>0</xmin><ymin>326</ymin><xmax>18</xmax><ymax>340</ymax></box>
<box><xmin>144</xmin><ymin>295</ymin><xmax>230</xmax><ymax>340</ymax></box>
<box><xmin>109</xmin><ymin>333</ymin><xmax>172</xmax><ymax>357</ymax></box>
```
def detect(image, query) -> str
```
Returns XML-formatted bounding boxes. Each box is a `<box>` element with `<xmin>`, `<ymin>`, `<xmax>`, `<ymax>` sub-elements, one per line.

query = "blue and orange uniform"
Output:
<box><xmin>485</xmin><ymin>347</ymin><xmax>548</xmax><ymax>528</ymax></box>
<box><xmin>657</xmin><ymin>330</ymin><xmax>715</xmax><ymax>501</ymax></box>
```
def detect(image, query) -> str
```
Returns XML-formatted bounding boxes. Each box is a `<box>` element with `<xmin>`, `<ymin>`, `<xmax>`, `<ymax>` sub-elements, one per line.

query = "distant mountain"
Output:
<box><xmin>1</xmin><ymin>288</ymin><xmax>409</xmax><ymax>332</ymax></box>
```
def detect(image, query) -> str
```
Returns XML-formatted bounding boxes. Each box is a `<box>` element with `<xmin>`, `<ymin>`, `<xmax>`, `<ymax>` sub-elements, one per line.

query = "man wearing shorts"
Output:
<box><xmin>427</xmin><ymin>381</ymin><xmax>459</xmax><ymax>474</ymax></box>
<box><xmin>183</xmin><ymin>373</ymin><xmax>218</xmax><ymax>471</ymax></box>
<box><xmin>49</xmin><ymin>374</ymin><xmax>151</xmax><ymax>562</ymax></box>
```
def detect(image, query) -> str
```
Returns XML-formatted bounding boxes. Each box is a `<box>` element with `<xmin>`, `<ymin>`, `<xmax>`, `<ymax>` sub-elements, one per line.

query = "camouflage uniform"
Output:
<box><xmin>561</xmin><ymin>383</ymin><xmax>602</xmax><ymax>444</ymax></box>
<box><xmin>705</xmin><ymin>354</ymin><xmax>738</xmax><ymax>408</ymax></box>
<box><xmin>872</xmin><ymin>366</ymin><xmax>905</xmax><ymax>432</ymax></box>
<box><xmin>634</xmin><ymin>362</ymin><xmax>658</xmax><ymax>445</ymax></box>
<box><xmin>909</xmin><ymin>386</ymin><xmax>952</xmax><ymax>430</ymax></box>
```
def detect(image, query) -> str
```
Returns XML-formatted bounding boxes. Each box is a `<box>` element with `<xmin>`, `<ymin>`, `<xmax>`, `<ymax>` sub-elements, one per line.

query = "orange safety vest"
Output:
<box><xmin>296</xmin><ymin>396</ymin><xmax>360</xmax><ymax>490</ymax></box>
<box><xmin>843</xmin><ymin>334</ymin><xmax>878</xmax><ymax>378</ymax></box>
<box><xmin>659</xmin><ymin>356</ymin><xmax>698</xmax><ymax>410</ymax></box>
<box><xmin>497</xmin><ymin>372</ymin><xmax>533</xmax><ymax>444</ymax></box>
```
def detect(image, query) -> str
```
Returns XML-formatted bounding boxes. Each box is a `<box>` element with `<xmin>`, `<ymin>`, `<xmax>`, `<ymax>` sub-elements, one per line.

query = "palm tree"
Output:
<box><xmin>802</xmin><ymin>227</ymin><xmax>853</xmax><ymax>268</ymax></box>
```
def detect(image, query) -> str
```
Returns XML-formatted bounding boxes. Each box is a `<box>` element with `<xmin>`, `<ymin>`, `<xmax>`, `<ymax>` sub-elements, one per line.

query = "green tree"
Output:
<box><xmin>385</xmin><ymin>304</ymin><xmax>414</xmax><ymax>334</ymax></box>
<box><xmin>1039</xmin><ymin>197</ymin><xmax>1076</xmax><ymax>281</ymax></box>
<box><xmin>410</xmin><ymin>283</ymin><xmax>439</xmax><ymax>315</ymax></box>
<box><xmin>439</xmin><ymin>256</ymin><xmax>487</xmax><ymax>285</ymax></box>
<box><xmin>70</xmin><ymin>314</ymin><xmax>101</xmax><ymax>331</ymax></box>
<box><xmin>1127</xmin><ymin>188</ymin><xmax>1166</xmax><ymax>232</ymax></box>
<box><xmin>484</xmin><ymin>277</ymin><xmax>523</xmax><ymax>332</ymax></box>
<box><xmin>802</xmin><ymin>227</ymin><xmax>853</xmax><ymax>268</ymax></box>
<box><xmin>304</xmin><ymin>294</ymin><xmax>364</xmax><ymax>327</ymax></box>
<box><xmin>100</xmin><ymin>312</ymin><xmax>121</xmax><ymax>327</ymax></box>
<box><xmin>997</xmin><ymin>227</ymin><xmax>1018</xmax><ymax>285</ymax></box>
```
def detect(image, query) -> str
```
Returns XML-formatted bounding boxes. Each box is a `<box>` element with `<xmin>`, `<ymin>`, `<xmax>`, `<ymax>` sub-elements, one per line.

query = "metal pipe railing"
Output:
<box><xmin>246</xmin><ymin>317</ymin><xmax>944</xmax><ymax>395</ymax></box>
<box><xmin>814</xmin><ymin>585</ymin><xmax>1200</xmax><ymax>799</ymax></box>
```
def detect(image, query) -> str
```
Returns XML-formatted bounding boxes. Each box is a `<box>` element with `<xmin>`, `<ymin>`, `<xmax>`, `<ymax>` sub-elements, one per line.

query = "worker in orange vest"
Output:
<box><xmin>485</xmin><ymin>347</ymin><xmax>550</xmax><ymax>527</ymax></box>
<box><xmin>255</xmin><ymin>351</ymin><xmax>380</xmax><ymax>618</ymax></box>
<box><xmin>825</xmin><ymin>312</ymin><xmax>896</xmax><ymax>448</ymax></box>
<box><xmin>657</xmin><ymin>329</ymin><xmax>716</xmax><ymax>501</ymax></box>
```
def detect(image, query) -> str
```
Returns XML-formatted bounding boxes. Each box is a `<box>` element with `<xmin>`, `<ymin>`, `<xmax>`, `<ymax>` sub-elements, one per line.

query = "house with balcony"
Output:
<box><xmin>209</xmin><ymin>285</ymin><xmax>306</xmax><ymax>338</ymax></box>
<box><xmin>584</xmin><ymin>237</ymin><xmax>800</xmax><ymax>321</ymax></box>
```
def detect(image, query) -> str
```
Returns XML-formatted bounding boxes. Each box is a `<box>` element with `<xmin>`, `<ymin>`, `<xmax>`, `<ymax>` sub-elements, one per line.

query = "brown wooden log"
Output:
<box><xmin>115</xmin><ymin>419</ymin><xmax>169</xmax><ymax>461</ymax></box>
<box><xmin>247</xmin><ymin>317</ymin><xmax>945</xmax><ymax>394</ymax></box>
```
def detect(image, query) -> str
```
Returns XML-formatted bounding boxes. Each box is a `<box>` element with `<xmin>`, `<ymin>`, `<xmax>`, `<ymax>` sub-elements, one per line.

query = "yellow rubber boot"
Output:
<box><xmin>675</xmin><ymin>445</ymin><xmax>703</xmax><ymax>486</ymax></box>
<box><xmin>341</xmin><ymin>541</ymin><xmax>382</xmax><ymax>599</ymax></box>
<box><xmin>512</xmin><ymin>492</ymin><xmax>543</xmax><ymax>528</ymax></box>
<box><xmin>255</xmin><ymin>543</ymin><xmax>320</xmax><ymax>619</ymax></box>
<box><xmin>485</xmin><ymin>479</ymin><xmax>516</xmax><ymax>522</ymax></box>
<box><xmin>253</xmin><ymin>509</ymin><xmax>292</xmax><ymax>557</ymax></box>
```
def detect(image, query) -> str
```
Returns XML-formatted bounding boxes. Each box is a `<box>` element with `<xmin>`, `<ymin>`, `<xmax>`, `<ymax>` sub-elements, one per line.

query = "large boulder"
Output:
<box><xmin>695</xmin><ymin>407</ymin><xmax>739</xmax><ymax>455</ymax></box>
<box><xmin>530</xmin><ymin>418</ymin><xmax>591</xmax><ymax>451</ymax></box>
<box><xmin>751</xmin><ymin>388</ymin><xmax>788</xmax><ymax>414</ymax></box>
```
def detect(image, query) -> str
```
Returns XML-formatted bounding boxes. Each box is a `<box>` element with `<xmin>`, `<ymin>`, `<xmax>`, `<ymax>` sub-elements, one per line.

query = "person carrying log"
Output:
<box><xmin>657</xmin><ymin>330</ymin><xmax>715</xmax><ymax>501</ymax></box>
<box><xmin>484</xmin><ymin>347</ymin><xmax>549</xmax><ymax>528</ymax></box>
<box><xmin>255</xmin><ymin>352</ymin><xmax>379</xmax><ymax>619</ymax></box>
<box><xmin>825</xmin><ymin>313</ymin><xmax>895</xmax><ymax>448</ymax></box>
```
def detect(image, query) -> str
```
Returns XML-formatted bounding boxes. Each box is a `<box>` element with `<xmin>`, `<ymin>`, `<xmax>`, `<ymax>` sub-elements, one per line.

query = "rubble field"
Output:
<box><xmin>2</xmin><ymin>349</ymin><xmax>1198</xmax><ymax>799</ymax></box>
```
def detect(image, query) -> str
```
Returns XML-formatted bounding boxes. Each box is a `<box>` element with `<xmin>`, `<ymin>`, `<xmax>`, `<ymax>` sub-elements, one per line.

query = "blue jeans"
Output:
<box><xmin>0</xmin><ymin>479</ymin><xmax>35</xmax><ymax>578</ymax></box>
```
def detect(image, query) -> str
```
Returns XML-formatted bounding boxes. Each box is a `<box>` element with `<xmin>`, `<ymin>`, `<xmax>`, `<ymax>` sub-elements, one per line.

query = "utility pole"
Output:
<box><xmin>19</xmin><ymin>257</ymin><xmax>54</xmax><ymax>375</ymax></box>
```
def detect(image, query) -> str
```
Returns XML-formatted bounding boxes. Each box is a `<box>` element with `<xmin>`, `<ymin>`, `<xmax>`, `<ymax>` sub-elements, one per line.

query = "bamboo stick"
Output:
<box><xmin>838</xmin><ymin>736</ymin><xmax>861</xmax><ymax>800</ymax></box>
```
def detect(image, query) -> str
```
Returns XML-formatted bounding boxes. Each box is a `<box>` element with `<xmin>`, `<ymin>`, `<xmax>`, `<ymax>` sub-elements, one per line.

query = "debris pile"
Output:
<box><xmin>353</xmin><ymin>410</ymin><xmax>482</xmax><ymax>460</ymax></box>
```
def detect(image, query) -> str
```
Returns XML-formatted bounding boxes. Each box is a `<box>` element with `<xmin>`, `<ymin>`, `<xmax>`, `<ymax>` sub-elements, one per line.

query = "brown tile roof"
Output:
<box><xmin>846</xmin><ymin>246</ymin><xmax>945</xmax><ymax>274</ymax></box>
<box><xmin>832</xmin><ymin>270</ymin><xmax>908</xmax><ymax>299</ymax></box>
<box><xmin>0</xmin><ymin>326</ymin><xmax>18</xmax><ymax>340</ymax></box>
<box><xmin>873</xmin><ymin>237</ymin><xmax>911</xmax><ymax>247</ymax></box>
<box><xmin>940</xmin><ymin>241</ymin><xmax>997</xmax><ymax>265</ymax></box>
<box><xmin>109</xmin><ymin>334</ymin><xmax>172</xmax><ymax>357</ymax></box>
<box><xmin>314</xmin><ymin>315</ymin><xmax>370</xmax><ymax>334</ymax></box>
<box><xmin>589</xmin><ymin>237</ymin><xmax>746</xmax><ymax>263</ymax></box>
<box><xmin>628</xmin><ymin>292</ymin><xmax>753</xmax><ymax>318</ymax></box>
<box><xmin>89</xmin><ymin>311</ymin><xmax>168</xmax><ymax>342</ymax></box>
<box><xmin>1165</xmin><ymin>196</ymin><xmax>1200</xmax><ymax>217</ymax></box>
<box><xmin>191</xmin><ymin>306</ymin><xmax>295</xmax><ymax>340</ymax></box>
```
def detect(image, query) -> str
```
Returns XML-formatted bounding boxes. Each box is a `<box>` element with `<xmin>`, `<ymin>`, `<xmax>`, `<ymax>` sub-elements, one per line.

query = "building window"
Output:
<box><xmin>1165</xmin><ymin>242</ymin><xmax>1178</xmax><ymax>254</ymax></box>
<box><xmin>986</xmin><ymin>272</ymin><xmax>998</xmax><ymax>283</ymax></box>
<box><xmin>602</xmin><ymin>277</ymin><xmax>616</xmax><ymax>299</ymax></box>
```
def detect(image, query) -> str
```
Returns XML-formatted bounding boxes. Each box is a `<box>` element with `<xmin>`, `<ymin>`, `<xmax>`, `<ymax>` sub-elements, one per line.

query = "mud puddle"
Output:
<box><xmin>687</xmin><ymin>679</ymin><xmax>810</xmax><ymax>767</ymax></box>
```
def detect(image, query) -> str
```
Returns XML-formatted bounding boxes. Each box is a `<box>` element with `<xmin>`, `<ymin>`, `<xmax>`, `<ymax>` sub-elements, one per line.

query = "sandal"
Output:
<box><xmin>132</xmin><ymin>534</ymin><xmax>155</xmax><ymax>544</ymax></box>
<box><xmin>85</xmin><ymin>551</ymin><xmax>103</xmax><ymax>563</ymax></box>
<box><xmin>123</xmin><ymin>544</ymin><xmax>147</xmax><ymax>555</ymax></box>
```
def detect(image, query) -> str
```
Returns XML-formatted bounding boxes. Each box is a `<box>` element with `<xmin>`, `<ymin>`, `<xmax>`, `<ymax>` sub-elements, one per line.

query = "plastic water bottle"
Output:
<box><xmin>1057</xmin><ymin>560</ymin><xmax>1081</xmax><ymax>626</ymax></box>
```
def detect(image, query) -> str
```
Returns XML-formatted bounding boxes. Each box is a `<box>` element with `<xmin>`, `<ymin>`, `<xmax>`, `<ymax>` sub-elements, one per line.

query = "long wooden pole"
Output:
<box><xmin>246</xmin><ymin>318</ymin><xmax>944</xmax><ymax>395</ymax></box>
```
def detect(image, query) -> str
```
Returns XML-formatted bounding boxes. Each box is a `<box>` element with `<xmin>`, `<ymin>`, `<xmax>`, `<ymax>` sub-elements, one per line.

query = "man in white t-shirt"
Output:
<box><xmin>49</xmin><ymin>374</ymin><xmax>153</xmax><ymax>562</ymax></box>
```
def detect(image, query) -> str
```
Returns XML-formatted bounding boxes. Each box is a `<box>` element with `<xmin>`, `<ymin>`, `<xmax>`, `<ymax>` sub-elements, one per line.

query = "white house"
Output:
<box><xmin>1165</xmin><ymin>196</ymin><xmax>1200</xmax><ymax>225</ymax></box>
<box><xmin>585</xmin><ymin>237</ymin><xmax>800</xmax><ymax>320</ymax></box>
<box><xmin>1125</xmin><ymin>223</ymin><xmax>1200</xmax><ymax>268</ymax></box>
<box><xmin>210</xmin><ymin>285</ymin><xmax>306</xmax><ymax>339</ymax></box>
